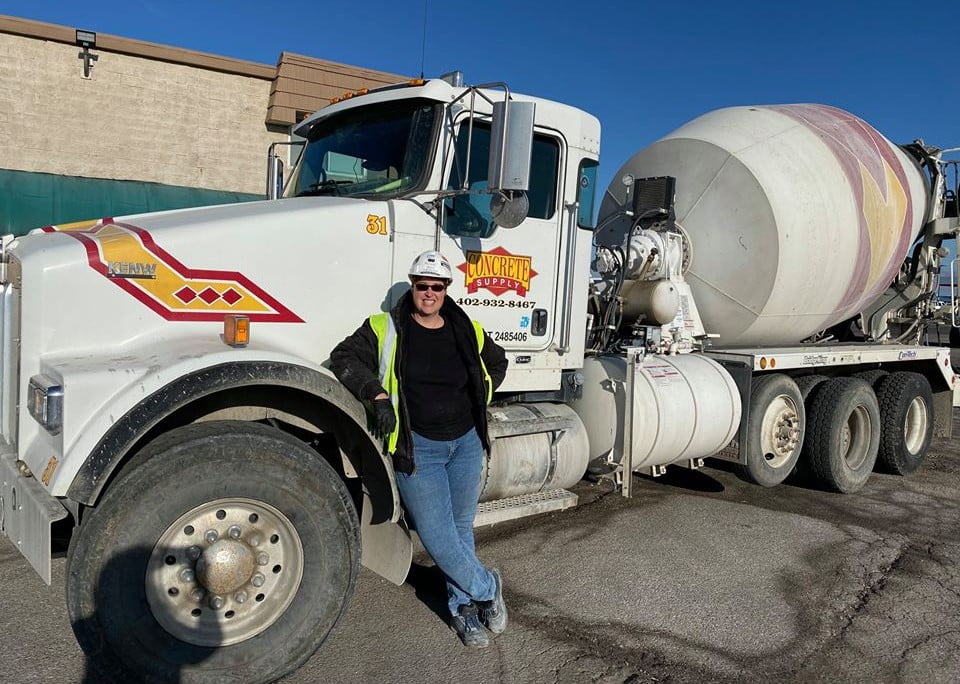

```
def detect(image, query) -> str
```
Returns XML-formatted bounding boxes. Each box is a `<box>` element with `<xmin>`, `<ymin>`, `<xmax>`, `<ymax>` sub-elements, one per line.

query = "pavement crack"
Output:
<box><xmin>897</xmin><ymin>629</ymin><xmax>960</xmax><ymax>677</ymax></box>
<box><xmin>836</xmin><ymin>540</ymin><xmax>907</xmax><ymax>639</ymax></box>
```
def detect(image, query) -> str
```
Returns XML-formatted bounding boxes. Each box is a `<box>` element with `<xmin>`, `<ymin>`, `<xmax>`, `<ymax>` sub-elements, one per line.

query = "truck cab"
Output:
<box><xmin>278</xmin><ymin>75</ymin><xmax>602</xmax><ymax>391</ymax></box>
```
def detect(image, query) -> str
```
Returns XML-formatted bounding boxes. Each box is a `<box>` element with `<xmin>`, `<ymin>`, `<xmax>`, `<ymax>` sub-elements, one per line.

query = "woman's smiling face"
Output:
<box><xmin>411</xmin><ymin>277</ymin><xmax>447</xmax><ymax>317</ymax></box>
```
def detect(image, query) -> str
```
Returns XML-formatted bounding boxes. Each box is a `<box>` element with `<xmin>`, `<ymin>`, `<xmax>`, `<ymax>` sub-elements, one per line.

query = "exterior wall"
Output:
<box><xmin>0</xmin><ymin>31</ymin><xmax>284</xmax><ymax>195</ymax></box>
<box><xmin>268</xmin><ymin>52</ymin><xmax>405</xmax><ymax>125</ymax></box>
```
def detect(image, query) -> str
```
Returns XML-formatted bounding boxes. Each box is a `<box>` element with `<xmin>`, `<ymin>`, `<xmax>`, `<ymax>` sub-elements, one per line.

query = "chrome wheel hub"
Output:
<box><xmin>145</xmin><ymin>497</ymin><xmax>303</xmax><ymax>647</ymax></box>
<box><xmin>903</xmin><ymin>396</ymin><xmax>928</xmax><ymax>455</ymax></box>
<box><xmin>760</xmin><ymin>395</ymin><xmax>801</xmax><ymax>467</ymax></box>
<box><xmin>196</xmin><ymin>539</ymin><xmax>257</xmax><ymax>595</ymax></box>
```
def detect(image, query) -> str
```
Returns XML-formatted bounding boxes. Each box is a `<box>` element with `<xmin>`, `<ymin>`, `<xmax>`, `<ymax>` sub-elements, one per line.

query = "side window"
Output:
<box><xmin>576</xmin><ymin>159</ymin><xmax>599</xmax><ymax>229</ymax></box>
<box><xmin>445</xmin><ymin>122</ymin><xmax>561</xmax><ymax>238</ymax></box>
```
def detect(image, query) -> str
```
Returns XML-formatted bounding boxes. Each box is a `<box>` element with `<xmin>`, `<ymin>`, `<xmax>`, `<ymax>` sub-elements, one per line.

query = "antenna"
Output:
<box><xmin>419</xmin><ymin>0</ymin><xmax>428</xmax><ymax>80</ymax></box>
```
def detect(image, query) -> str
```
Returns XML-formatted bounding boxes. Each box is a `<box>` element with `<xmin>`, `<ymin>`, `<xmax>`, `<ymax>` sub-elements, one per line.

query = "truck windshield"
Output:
<box><xmin>293</xmin><ymin>98</ymin><xmax>439</xmax><ymax>199</ymax></box>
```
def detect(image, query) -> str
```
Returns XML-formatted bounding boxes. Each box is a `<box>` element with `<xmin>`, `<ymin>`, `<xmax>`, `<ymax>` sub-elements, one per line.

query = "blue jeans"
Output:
<box><xmin>396</xmin><ymin>427</ymin><xmax>496</xmax><ymax>616</ymax></box>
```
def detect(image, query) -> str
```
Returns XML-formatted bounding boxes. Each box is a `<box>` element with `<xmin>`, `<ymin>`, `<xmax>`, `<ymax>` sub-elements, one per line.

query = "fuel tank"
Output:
<box><xmin>479</xmin><ymin>403</ymin><xmax>590</xmax><ymax>501</ymax></box>
<box><xmin>569</xmin><ymin>354</ymin><xmax>741</xmax><ymax>471</ymax></box>
<box><xmin>598</xmin><ymin>105</ymin><xmax>929</xmax><ymax>346</ymax></box>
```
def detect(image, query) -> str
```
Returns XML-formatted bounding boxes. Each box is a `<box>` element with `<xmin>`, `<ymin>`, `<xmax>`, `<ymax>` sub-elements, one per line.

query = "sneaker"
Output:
<box><xmin>479</xmin><ymin>568</ymin><xmax>508</xmax><ymax>634</ymax></box>
<box><xmin>450</xmin><ymin>602</ymin><xmax>489</xmax><ymax>648</ymax></box>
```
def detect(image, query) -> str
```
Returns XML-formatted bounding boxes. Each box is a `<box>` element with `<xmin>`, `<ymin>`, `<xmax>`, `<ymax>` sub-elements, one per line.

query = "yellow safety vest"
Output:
<box><xmin>367</xmin><ymin>313</ymin><xmax>492</xmax><ymax>454</ymax></box>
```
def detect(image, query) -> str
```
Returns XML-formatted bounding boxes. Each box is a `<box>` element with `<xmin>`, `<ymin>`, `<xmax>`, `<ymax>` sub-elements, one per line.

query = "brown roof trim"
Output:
<box><xmin>278</xmin><ymin>52</ymin><xmax>406</xmax><ymax>83</ymax></box>
<box><xmin>0</xmin><ymin>14</ymin><xmax>275</xmax><ymax>79</ymax></box>
<box><xmin>266</xmin><ymin>51</ymin><xmax>408</xmax><ymax>125</ymax></box>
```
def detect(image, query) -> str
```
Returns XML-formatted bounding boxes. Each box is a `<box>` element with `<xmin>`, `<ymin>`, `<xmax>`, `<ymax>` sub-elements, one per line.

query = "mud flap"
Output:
<box><xmin>359</xmin><ymin>491</ymin><xmax>411</xmax><ymax>585</ymax></box>
<box><xmin>0</xmin><ymin>447</ymin><xmax>68</xmax><ymax>584</ymax></box>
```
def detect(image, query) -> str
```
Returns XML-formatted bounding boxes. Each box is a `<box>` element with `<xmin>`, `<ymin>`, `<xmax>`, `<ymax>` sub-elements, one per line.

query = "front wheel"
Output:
<box><xmin>67</xmin><ymin>421</ymin><xmax>360</xmax><ymax>683</ymax></box>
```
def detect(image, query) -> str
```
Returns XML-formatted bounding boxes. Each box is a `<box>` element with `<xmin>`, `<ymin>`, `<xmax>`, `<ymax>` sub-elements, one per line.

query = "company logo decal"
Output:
<box><xmin>43</xmin><ymin>219</ymin><xmax>303</xmax><ymax>323</ymax></box>
<box><xmin>457</xmin><ymin>247</ymin><xmax>537</xmax><ymax>297</ymax></box>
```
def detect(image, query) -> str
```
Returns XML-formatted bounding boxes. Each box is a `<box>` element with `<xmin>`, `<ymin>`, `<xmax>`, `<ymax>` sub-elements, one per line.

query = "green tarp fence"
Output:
<box><xmin>0</xmin><ymin>168</ymin><xmax>262</xmax><ymax>236</ymax></box>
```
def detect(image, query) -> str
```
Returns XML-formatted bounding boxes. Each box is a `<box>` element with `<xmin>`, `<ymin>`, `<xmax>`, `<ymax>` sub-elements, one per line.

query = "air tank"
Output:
<box><xmin>598</xmin><ymin>105</ymin><xmax>930</xmax><ymax>346</ymax></box>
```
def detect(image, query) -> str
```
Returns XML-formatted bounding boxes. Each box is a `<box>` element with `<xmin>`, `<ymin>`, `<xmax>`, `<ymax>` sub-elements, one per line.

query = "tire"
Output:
<box><xmin>794</xmin><ymin>374</ymin><xmax>829</xmax><ymax>403</ymax></box>
<box><xmin>804</xmin><ymin>378</ymin><xmax>881</xmax><ymax>493</ymax></box>
<box><xmin>789</xmin><ymin>375</ymin><xmax>828</xmax><ymax>482</ymax></box>
<box><xmin>875</xmin><ymin>372</ymin><xmax>934</xmax><ymax>475</ymax></box>
<box><xmin>735</xmin><ymin>374</ymin><xmax>805</xmax><ymax>487</ymax></box>
<box><xmin>852</xmin><ymin>369</ymin><xmax>888</xmax><ymax>389</ymax></box>
<box><xmin>67</xmin><ymin>421</ymin><xmax>360</xmax><ymax>683</ymax></box>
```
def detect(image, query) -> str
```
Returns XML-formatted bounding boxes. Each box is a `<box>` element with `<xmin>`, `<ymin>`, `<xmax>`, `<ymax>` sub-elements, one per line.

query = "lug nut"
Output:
<box><xmin>234</xmin><ymin>590</ymin><xmax>248</xmax><ymax>604</ymax></box>
<box><xmin>204</xmin><ymin>530</ymin><xmax>219</xmax><ymax>544</ymax></box>
<box><xmin>180</xmin><ymin>568</ymin><xmax>195</xmax><ymax>583</ymax></box>
<box><xmin>228</xmin><ymin>525</ymin><xmax>242</xmax><ymax>539</ymax></box>
<box><xmin>248</xmin><ymin>534</ymin><xmax>261</xmax><ymax>548</ymax></box>
<box><xmin>187</xmin><ymin>546</ymin><xmax>202</xmax><ymax>561</ymax></box>
<box><xmin>209</xmin><ymin>595</ymin><xmax>225</xmax><ymax>610</ymax></box>
<box><xmin>256</xmin><ymin>552</ymin><xmax>269</xmax><ymax>566</ymax></box>
<box><xmin>190</xmin><ymin>588</ymin><xmax>205</xmax><ymax>602</ymax></box>
<box><xmin>251</xmin><ymin>573</ymin><xmax>265</xmax><ymax>587</ymax></box>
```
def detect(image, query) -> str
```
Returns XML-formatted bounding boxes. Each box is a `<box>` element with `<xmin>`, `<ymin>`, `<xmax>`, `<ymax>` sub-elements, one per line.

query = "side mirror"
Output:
<box><xmin>266</xmin><ymin>154</ymin><xmax>284</xmax><ymax>200</ymax></box>
<box><xmin>489</xmin><ymin>191</ymin><xmax>528</xmax><ymax>229</ymax></box>
<box><xmin>488</xmin><ymin>100</ymin><xmax>535</xmax><ymax>192</ymax></box>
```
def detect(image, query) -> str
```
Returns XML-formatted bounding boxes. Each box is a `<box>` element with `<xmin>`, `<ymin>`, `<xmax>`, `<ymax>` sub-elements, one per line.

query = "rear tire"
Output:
<box><xmin>804</xmin><ymin>378</ymin><xmax>880</xmax><ymax>493</ymax></box>
<box><xmin>875</xmin><ymin>372</ymin><xmax>934</xmax><ymax>474</ymax></box>
<box><xmin>794</xmin><ymin>374</ymin><xmax>829</xmax><ymax>402</ymax></box>
<box><xmin>852</xmin><ymin>369</ymin><xmax>888</xmax><ymax>389</ymax></box>
<box><xmin>736</xmin><ymin>374</ymin><xmax>805</xmax><ymax>487</ymax></box>
<box><xmin>67</xmin><ymin>421</ymin><xmax>360</xmax><ymax>683</ymax></box>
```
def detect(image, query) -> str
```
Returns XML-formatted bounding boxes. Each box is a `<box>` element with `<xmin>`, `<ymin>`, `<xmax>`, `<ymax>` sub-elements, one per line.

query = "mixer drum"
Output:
<box><xmin>598</xmin><ymin>105</ymin><xmax>929</xmax><ymax>346</ymax></box>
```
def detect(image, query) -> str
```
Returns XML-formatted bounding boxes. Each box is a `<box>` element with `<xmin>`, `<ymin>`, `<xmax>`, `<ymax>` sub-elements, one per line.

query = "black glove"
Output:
<box><xmin>371</xmin><ymin>398</ymin><xmax>396</xmax><ymax>437</ymax></box>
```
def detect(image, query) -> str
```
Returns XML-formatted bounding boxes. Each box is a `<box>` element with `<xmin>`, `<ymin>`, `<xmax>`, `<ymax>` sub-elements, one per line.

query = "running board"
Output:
<box><xmin>475</xmin><ymin>489</ymin><xmax>578</xmax><ymax>527</ymax></box>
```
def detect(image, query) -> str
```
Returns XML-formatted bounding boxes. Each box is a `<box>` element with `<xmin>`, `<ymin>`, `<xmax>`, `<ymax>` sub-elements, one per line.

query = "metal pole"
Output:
<box><xmin>621</xmin><ymin>347</ymin><xmax>639</xmax><ymax>498</ymax></box>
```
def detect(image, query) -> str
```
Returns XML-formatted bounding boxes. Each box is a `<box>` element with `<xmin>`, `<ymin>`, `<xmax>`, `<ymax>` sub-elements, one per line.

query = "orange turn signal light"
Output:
<box><xmin>759</xmin><ymin>357</ymin><xmax>767</xmax><ymax>369</ymax></box>
<box><xmin>224</xmin><ymin>314</ymin><xmax>250</xmax><ymax>347</ymax></box>
<box><xmin>409</xmin><ymin>78</ymin><xmax>425</xmax><ymax>86</ymax></box>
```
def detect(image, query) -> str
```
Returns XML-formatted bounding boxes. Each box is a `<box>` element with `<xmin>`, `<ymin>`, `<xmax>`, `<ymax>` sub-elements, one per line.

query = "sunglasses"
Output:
<box><xmin>414</xmin><ymin>282</ymin><xmax>447</xmax><ymax>292</ymax></box>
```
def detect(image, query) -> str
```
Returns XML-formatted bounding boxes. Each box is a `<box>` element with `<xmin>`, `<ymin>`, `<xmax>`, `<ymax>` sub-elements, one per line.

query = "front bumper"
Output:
<box><xmin>0</xmin><ymin>441</ymin><xmax>67</xmax><ymax>584</ymax></box>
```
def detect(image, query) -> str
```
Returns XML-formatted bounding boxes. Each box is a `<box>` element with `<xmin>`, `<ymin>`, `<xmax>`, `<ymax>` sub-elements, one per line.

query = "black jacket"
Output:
<box><xmin>330</xmin><ymin>291</ymin><xmax>508</xmax><ymax>474</ymax></box>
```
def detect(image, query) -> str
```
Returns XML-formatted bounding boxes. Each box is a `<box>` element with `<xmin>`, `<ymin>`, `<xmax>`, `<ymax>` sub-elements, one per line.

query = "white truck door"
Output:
<box><xmin>438</xmin><ymin>121</ymin><xmax>566</xmax><ymax>352</ymax></box>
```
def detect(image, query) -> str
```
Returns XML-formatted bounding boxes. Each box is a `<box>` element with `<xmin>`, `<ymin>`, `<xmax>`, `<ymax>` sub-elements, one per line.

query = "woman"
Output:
<box><xmin>330</xmin><ymin>250</ymin><xmax>509</xmax><ymax>648</ymax></box>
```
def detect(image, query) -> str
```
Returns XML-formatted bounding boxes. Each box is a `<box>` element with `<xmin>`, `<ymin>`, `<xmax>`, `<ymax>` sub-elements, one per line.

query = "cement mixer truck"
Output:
<box><xmin>1</xmin><ymin>73</ymin><xmax>957</xmax><ymax>681</ymax></box>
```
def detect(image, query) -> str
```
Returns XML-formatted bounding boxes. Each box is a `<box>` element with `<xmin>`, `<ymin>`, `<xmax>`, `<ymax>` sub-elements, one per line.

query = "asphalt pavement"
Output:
<box><xmin>3</xmin><ymin>411</ymin><xmax>960</xmax><ymax>683</ymax></box>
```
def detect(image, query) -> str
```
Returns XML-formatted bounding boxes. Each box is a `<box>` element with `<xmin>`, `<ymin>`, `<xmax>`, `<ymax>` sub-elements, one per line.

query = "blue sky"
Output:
<box><xmin>4</xmin><ymin>1</ymin><xmax>960</xmax><ymax>205</ymax></box>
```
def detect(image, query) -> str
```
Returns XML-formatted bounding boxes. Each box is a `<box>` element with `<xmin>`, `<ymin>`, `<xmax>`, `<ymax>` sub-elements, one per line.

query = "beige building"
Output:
<box><xmin>0</xmin><ymin>15</ymin><xmax>404</xmax><ymax>233</ymax></box>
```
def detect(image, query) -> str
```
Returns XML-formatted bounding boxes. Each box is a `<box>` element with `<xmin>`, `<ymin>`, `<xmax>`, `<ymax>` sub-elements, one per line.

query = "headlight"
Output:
<box><xmin>28</xmin><ymin>375</ymin><xmax>63</xmax><ymax>435</ymax></box>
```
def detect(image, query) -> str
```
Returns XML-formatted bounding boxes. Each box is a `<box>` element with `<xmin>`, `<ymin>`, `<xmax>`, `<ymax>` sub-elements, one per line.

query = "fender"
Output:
<box><xmin>64</xmin><ymin>357</ymin><xmax>402</xmax><ymax>525</ymax></box>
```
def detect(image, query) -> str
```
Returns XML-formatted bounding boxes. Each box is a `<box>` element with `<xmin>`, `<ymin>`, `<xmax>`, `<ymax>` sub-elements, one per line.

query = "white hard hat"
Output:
<box><xmin>408</xmin><ymin>250</ymin><xmax>453</xmax><ymax>281</ymax></box>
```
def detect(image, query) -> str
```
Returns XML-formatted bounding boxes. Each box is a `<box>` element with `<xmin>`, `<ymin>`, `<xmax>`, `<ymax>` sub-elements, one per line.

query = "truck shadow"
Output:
<box><xmin>636</xmin><ymin>466</ymin><xmax>726</xmax><ymax>493</ymax></box>
<box><xmin>72</xmin><ymin>545</ymin><xmax>221</xmax><ymax>683</ymax></box>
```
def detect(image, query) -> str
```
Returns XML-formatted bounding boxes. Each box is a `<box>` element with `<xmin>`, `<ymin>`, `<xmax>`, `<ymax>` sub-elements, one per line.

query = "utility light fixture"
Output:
<box><xmin>75</xmin><ymin>29</ymin><xmax>96</xmax><ymax>48</ymax></box>
<box><xmin>75</xmin><ymin>29</ymin><xmax>98</xmax><ymax>78</ymax></box>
